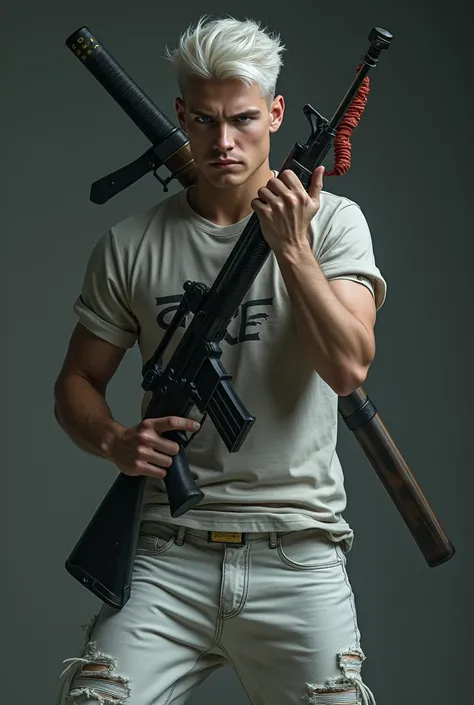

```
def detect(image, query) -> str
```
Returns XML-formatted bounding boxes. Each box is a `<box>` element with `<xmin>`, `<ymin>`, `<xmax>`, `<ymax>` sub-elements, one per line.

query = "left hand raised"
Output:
<box><xmin>251</xmin><ymin>166</ymin><xmax>324</xmax><ymax>254</ymax></box>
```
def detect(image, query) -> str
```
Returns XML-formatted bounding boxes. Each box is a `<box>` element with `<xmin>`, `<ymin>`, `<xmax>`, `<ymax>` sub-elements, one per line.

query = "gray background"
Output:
<box><xmin>4</xmin><ymin>0</ymin><xmax>472</xmax><ymax>703</ymax></box>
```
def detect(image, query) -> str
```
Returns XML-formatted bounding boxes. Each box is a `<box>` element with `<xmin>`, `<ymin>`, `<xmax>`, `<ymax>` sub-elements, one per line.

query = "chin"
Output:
<box><xmin>206</xmin><ymin>170</ymin><xmax>248</xmax><ymax>187</ymax></box>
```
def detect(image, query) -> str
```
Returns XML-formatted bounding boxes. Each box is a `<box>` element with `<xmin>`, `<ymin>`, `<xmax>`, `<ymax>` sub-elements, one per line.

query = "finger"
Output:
<box><xmin>136</xmin><ymin>446</ymin><xmax>177</xmax><ymax>478</ymax></box>
<box><xmin>136</xmin><ymin>428</ymin><xmax>180</xmax><ymax>455</ymax></box>
<box><xmin>134</xmin><ymin>439</ymin><xmax>175</xmax><ymax>466</ymax></box>
<box><xmin>151</xmin><ymin>416</ymin><xmax>201</xmax><ymax>434</ymax></box>
<box><xmin>138</xmin><ymin>462</ymin><xmax>168</xmax><ymax>479</ymax></box>
<box><xmin>151</xmin><ymin>434</ymin><xmax>181</xmax><ymax>456</ymax></box>
<box><xmin>308</xmin><ymin>166</ymin><xmax>324</xmax><ymax>200</ymax></box>
<box><xmin>121</xmin><ymin>461</ymin><xmax>167</xmax><ymax>480</ymax></box>
<box><xmin>142</xmin><ymin>446</ymin><xmax>175</xmax><ymax>469</ymax></box>
<box><xmin>265</xmin><ymin>175</ymin><xmax>288</xmax><ymax>195</ymax></box>
<box><xmin>278</xmin><ymin>169</ymin><xmax>305</xmax><ymax>193</ymax></box>
<box><xmin>251</xmin><ymin>197</ymin><xmax>270</xmax><ymax>213</ymax></box>
<box><xmin>256</xmin><ymin>186</ymin><xmax>280</xmax><ymax>205</ymax></box>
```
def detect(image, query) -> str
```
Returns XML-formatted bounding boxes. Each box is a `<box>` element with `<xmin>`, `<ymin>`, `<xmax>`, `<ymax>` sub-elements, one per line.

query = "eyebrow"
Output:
<box><xmin>190</xmin><ymin>108</ymin><xmax>262</xmax><ymax>119</ymax></box>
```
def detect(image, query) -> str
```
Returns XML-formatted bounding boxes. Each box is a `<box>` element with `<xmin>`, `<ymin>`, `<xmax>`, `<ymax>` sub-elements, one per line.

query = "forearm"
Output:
<box><xmin>275</xmin><ymin>243</ymin><xmax>374</xmax><ymax>394</ymax></box>
<box><xmin>54</xmin><ymin>373</ymin><xmax>124</xmax><ymax>459</ymax></box>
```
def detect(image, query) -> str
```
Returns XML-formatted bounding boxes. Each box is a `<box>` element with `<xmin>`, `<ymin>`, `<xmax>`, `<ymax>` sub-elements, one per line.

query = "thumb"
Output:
<box><xmin>308</xmin><ymin>165</ymin><xmax>324</xmax><ymax>200</ymax></box>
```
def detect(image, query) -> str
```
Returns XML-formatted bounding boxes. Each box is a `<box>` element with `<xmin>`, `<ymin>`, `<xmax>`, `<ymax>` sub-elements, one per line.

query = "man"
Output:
<box><xmin>55</xmin><ymin>15</ymin><xmax>386</xmax><ymax>705</ymax></box>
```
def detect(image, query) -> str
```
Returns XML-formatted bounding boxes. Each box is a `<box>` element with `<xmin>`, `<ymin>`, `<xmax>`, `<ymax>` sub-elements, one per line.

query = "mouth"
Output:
<box><xmin>210</xmin><ymin>160</ymin><xmax>241</xmax><ymax>168</ymax></box>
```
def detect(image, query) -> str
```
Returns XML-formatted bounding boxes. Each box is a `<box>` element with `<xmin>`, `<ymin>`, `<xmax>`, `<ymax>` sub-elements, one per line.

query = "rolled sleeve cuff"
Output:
<box><xmin>321</xmin><ymin>260</ymin><xmax>387</xmax><ymax>311</ymax></box>
<box><xmin>73</xmin><ymin>296</ymin><xmax>138</xmax><ymax>349</ymax></box>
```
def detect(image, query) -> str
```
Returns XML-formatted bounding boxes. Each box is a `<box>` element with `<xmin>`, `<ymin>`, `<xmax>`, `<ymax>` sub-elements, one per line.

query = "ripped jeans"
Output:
<box><xmin>57</xmin><ymin>522</ymin><xmax>376</xmax><ymax>705</ymax></box>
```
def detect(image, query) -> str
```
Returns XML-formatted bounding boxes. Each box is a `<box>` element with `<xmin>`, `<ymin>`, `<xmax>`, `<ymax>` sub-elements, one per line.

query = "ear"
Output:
<box><xmin>269</xmin><ymin>94</ymin><xmax>285</xmax><ymax>134</ymax></box>
<box><xmin>175</xmin><ymin>97</ymin><xmax>187</xmax><ymax>131</ymax></box>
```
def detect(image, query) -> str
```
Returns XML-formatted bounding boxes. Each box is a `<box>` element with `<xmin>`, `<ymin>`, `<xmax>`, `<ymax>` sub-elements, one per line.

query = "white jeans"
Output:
<box><xmin>57</xmin><ymin>521</ymin><xmax>376</xmax><ymax>705</ymax></box>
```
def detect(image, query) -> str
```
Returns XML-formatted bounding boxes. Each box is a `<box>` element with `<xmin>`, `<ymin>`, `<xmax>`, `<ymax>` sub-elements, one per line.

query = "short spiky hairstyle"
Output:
<box><xmin>165</xmin><ymin>15</ymin><xmax>286</xmax><ymax>103</ymax></box>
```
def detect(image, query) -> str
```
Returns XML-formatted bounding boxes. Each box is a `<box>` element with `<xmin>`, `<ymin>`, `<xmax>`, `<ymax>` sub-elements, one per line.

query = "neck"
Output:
<box><xmin>187</xmin><ymin>162</ymin><xmax>275</xmax><ymax>226</ymax></box>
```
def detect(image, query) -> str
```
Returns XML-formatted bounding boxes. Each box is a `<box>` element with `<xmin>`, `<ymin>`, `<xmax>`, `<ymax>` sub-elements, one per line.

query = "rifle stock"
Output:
<box><xmin>64</xmin><ymin>25</ymin><xmax>454</xmax><ymax>610</ymax></box>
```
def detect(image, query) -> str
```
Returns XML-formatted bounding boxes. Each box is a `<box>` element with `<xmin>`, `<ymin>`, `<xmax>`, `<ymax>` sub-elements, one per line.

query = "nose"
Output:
<box><xmin>213</xmin><ymin>123</ymin><xmax>235</xmax><ymax>153</ymax></box>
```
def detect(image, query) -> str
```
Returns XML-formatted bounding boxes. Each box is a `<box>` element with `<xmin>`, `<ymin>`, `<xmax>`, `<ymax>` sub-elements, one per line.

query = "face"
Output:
<box><xmin>176</xmin><ymin>77</ymin><xmax>284</xmax><ymax>188</ymax></box>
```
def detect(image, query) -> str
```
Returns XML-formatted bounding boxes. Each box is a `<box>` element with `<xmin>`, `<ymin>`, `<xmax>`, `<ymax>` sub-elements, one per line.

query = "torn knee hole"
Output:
<box><xmin>314</xmin><ymin>687</ymin><xmax>358</xmax><ymax>694</ymax></box>
<box><xmin>305</xmin><ymin>646</ymin><xmax>376</xmax><ymax>705</ymax></box>
<box><xmin>83</xmin><ymin>663</ymin><xmax>111</xmax><ymax>671</ymax></box>
<box><xmin>81</xmin><ymin>662</ymin><xmax>115</xmax><ymax>679</ymax></box>
<box><xmin>69</xmin><ymin>673</ymin><xmax>130</xmax><ymax>704</ymax></box>
<box><xmin>63</xmin><ymin>641</ymin><xmax>131</xmax><ymax>704</ymax></box>
<box><xmin>306</xmin><ymin>688</ymin><xmax>358</xmax><ymax>704</ymax></box>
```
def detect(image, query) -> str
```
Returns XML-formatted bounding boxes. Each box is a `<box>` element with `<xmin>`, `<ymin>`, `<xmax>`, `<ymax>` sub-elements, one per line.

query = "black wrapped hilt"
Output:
<box><xmin>65</xmin><ymin>26</ymin><xmax>193</xmax><ymax>199</ymax></box>
<box><xmin>65</xmin><ymin>27</ymin><xmax>176</xmax><ymax>147</ymax></box>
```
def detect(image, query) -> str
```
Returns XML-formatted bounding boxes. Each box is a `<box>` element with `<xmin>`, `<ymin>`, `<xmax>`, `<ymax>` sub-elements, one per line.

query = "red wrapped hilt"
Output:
<box><xmin>325</xmin><ymin>64</ymin><xmax>371</xmax><ymax>176</ymax></box>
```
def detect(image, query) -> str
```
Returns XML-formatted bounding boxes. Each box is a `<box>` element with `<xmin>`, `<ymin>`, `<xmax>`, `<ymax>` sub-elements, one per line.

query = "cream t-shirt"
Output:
<box><xmin>73</xmin><ymin>185</ymin><xmax>387</xmax><ymax>550</ymax></box>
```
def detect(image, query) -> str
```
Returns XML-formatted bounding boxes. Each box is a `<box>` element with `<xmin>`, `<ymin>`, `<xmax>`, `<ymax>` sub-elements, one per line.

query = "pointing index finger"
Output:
<box><xmin>155</xmin><ymin>416</ymin><xmax>201</xmax><ymax>433</ymax></box>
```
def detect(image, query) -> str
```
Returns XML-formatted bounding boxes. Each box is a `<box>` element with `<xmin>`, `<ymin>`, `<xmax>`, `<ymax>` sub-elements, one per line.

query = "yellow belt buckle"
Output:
<box><xmin>207</xmin><ymin>531</ymin><xmax>246</xmax><ymax>545</ymax></box>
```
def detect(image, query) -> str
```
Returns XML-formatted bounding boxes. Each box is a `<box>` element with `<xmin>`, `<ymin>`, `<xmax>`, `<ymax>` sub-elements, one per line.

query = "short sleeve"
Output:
<box><xmin>331</xmin><ymin>273</ymin><xmax>375</xmax><ymax>298</ymax></box>
<box><xmin>315</xmin><ymin>201</ymin><xmax>387</xmax><ymax>310</ymax></box>
<box><xmin>73</xmin><ymin>230</ymin><xmax>139</xmax><ymax>349</ymax></box>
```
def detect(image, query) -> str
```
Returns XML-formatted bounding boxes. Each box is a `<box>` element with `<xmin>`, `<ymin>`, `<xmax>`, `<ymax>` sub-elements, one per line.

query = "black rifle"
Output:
<box><xmin>64</xmin><ymin>26</ymin><xmax>455</xmax><ymax>610</ymax></box>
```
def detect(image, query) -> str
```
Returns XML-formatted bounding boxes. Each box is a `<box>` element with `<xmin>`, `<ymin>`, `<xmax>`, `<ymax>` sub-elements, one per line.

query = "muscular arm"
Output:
<box><xmin>275</xmin><ymin>243</ymin><xmax>376</xmax><ymax>396</ymax></box>
<box><xmin>252</xmin><ymin>169</ymin><xmax>380</xmax><ymax>396</ymax></box>
<box><xmin>53</xmin><ymin>323</ymin><xmax>127</xmax><ymax>459</ymax></box>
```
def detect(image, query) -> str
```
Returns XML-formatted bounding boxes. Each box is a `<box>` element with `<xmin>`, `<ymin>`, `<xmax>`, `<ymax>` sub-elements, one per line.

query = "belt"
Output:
<box><xmin>207</xmin><ymin>531</ymin><xmax>248</xmax><ymax>545</ymax></box>
<box><xmin>140</xmin><ymin>521</ymin><xmax>280</xmax><ymax>548</ymax></box>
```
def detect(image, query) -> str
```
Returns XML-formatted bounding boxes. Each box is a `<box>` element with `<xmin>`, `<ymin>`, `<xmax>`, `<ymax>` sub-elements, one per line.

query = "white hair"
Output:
<box><xmin>164</xmin><ymin>15</ymin><xmax>286</xmax><ymax>103</ymax></box>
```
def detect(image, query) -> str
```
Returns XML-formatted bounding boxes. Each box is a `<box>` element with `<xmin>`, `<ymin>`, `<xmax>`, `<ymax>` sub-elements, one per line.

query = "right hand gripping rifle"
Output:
<box><xmin>63</xmin><ymin>26</ymin><xmax>455</xmax><ymax>610</ymax></box>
